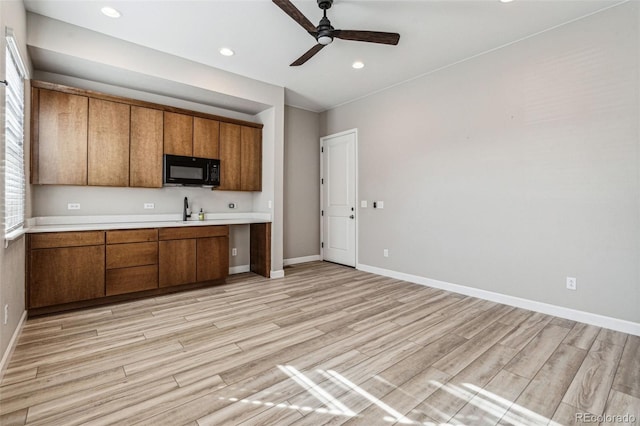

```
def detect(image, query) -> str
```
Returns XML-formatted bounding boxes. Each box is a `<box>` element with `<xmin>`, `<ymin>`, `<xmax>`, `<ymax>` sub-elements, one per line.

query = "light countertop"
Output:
<box><xmin>25</xmin><ymin>213</ymin><xmax>272</xmax><ymax>233</ymax></box>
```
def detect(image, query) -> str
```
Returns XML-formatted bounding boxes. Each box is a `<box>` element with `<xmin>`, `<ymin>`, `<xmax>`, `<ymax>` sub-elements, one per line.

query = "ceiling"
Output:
<box><xmin>23</xmin><ymin>0</ymin><xmax>625</xmax><ymax>113</ymax></box>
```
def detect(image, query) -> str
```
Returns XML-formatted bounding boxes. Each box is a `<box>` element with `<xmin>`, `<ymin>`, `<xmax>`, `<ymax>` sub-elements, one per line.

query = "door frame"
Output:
<box><xmin>320</xmin><ymin>128</ymin><xmax>358</xmax><ymax>266</ymax></box>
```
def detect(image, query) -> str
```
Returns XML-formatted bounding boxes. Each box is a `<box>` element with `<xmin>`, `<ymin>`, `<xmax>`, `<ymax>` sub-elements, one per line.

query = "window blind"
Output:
<box><xmin>4</xmin><ymin>43</ymin><xmax>25</xmax><ymax>233</ymax></box>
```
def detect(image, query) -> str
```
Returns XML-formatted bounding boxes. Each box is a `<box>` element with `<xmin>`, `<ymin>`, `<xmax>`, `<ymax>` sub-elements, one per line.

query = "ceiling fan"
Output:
<box><xmin>273</xmin><ymin>0</ymin><xmax>400</xmax><ymax>66</ymax></box>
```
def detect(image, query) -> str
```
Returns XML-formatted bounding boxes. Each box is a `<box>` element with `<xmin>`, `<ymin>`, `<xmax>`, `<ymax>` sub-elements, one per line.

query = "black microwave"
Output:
<box><xmin>163</xmin><ymin>154</ymin><xmax>220</xmax><ymax>187</ymax></box>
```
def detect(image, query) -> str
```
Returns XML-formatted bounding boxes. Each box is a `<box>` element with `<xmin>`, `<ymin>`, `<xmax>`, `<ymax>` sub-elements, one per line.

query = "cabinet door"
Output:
<box><xmin>34</xmin><ymin>88</ymin><xmax>88</xmax><ymax>185</ymax></box>
<box><xmin>159</xmin><ymin>239</ymin><xmax>196</xmax><ymax>287</ymax></box>
<box><xmin>88</xmin><ymin>98</ymin><xmax>130</xmax><ymax>186</ymax></box>
<box><xmin>218</xmin><ymin>122</ymin><xmax>241</xmax><ymax>190</ymax></box>
<box><xmin>193</xmin><ymin>117</ymin><xmax>220</xmax><ymax>159</ymax></box>
<box><xmin>29</xmin><ymin>245</ymin><xmax>105</xmax><ymax>308</ymax></box>
<box><xmin>196</xmin><ymin>237</ymin><xmax>229</xmax><ymax>282</ymax></box>
<box><xmin>164</xmin><ymin>112</ymin><xmax>193</xmax><ymax>156</ymax></box>
<box><xmin>240</xmin><ymin>126</ymin><xmax>262</xmax><ymax>191</ymax></box>
<box><xmin>131</xmin><ymin>106</ymin><xmax>163</xmax><ymax>188</ymax></box>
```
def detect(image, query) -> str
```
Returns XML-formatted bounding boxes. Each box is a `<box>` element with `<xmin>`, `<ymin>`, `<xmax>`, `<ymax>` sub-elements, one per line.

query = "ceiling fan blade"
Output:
<box><xmin>333</xmin><ymin>30</ymin><xmax>400</xmax><ymax>45</ymax></box>
<box><xmin>272</xmin><ymin>0</ymin><xmax>317</xmax><ymax>34</ymax></box>
<box><xmin>291</xmin><ymin>44</ymin><xmax>326</xmax><ymax>66</ymax></box>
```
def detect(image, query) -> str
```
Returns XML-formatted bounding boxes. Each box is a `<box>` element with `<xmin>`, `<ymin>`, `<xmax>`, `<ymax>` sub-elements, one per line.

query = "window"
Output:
<box><xmin>4</xmin><ymin>29</ymin><xmax>27</xmax><ymax>234</ymax></box>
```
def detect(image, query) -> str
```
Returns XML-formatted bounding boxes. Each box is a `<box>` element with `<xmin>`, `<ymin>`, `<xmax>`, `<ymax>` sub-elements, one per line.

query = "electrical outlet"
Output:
<box><xmin>361</xmin><ymin>200</ymin><xmax>367</xmax><ymax>208</ymax></box>
<box><xmin>4</xmin><ymin>304</ymin><xmax>8</xmax><ymax>325</ymax></box>
<box><xmin>268</xmin><ymin>200</ymin><xmax>272</xmax><ymax>209</ymax></box>
<box><xmin>383</xmin><ymin>249</ymin><xmax>389</xmax><ymax>258</ymax></box>
<box><xmin>232</xmin><ymin>248</ymin><xmax>237</xmax><ymax>256</ymax></box>
<box><xmin>144</xmin><ymin>203</ymin><xmax>155</xmax><ymax>209</ymax></box>
<box><xmin>67</xmin><ymin>203</ymin><xmax>81</xmax><ymax>210</ymax></box>
<box><xmin>566</xmin><ymin>277</ymin><xmax>577</xmax><ymax>291</ymax></box>
<box><xmin>377</xmin><ymin>201</ymin><xmax>384</xmax><ymax>209</ymax></box>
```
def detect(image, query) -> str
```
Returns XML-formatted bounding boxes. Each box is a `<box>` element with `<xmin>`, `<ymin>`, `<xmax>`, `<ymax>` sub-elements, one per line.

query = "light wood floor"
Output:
<box><xmin>1</xmin><ymin>261</ymin><xmax>638</xmax><ymax>426</ymax></box>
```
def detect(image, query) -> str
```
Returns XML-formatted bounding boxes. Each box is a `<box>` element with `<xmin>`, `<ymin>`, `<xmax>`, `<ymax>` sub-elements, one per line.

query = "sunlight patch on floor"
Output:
<box><xmin>213</xmin><ymin>367</ymin><xmax>553</xmax><ymax>426</ymax></box>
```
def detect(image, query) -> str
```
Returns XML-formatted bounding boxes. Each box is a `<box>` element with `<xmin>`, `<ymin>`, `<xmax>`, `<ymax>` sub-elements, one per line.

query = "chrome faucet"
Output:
<box><xmin>183</xmin><ymin>197</ymin><xmax>191</xmax><ymax>221</ymax></box>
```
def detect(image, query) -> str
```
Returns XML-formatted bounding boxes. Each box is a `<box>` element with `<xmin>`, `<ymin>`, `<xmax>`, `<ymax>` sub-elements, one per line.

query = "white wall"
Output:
<box><xmin>0</xmin><ymin>0</ymin><xmax>30</xmax><ymax>371</ymax></box>
<box><xmin>254</xmin><ymin>106</ymin><xmax>286</xmax><ymax>274</ymax></box>
<box><xmin>322</xmin><ymin>2</ymin><xmax>639</xmax><ymax>323</ymax></box>
<box><xmin>284</xmin><ymin>106</ymin><xmax>321</xmax><ymax>260</ymax></box>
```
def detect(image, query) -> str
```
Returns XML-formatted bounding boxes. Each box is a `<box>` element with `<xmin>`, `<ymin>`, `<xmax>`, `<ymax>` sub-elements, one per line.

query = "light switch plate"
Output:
<box><xmin>361</xmin><ymin>200</ymin><xmax>367</xmax><ymax>208</ymax></box>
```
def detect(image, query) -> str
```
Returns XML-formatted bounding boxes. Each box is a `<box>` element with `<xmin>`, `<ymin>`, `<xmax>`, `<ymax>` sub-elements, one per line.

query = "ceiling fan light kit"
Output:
<box><xmin>317</xmin><ymin>16</ymin><xmax>334</xmax><ymax>45</ymax></box>
<box><xmin>273</xmin><ymin>0</ymin><xmax>400</xmax><ymax>66</ymax></box>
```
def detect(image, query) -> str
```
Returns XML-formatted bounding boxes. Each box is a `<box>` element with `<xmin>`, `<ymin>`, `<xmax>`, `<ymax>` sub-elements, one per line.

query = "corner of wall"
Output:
<box><xmin>0</xmin><ymin>0</ymin><xmax>29</xmax><ymax>372</ymax></box>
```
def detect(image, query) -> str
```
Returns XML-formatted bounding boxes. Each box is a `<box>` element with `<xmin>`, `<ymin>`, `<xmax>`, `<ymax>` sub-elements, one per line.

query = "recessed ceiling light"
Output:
<box><xmin>352</xmin><ymin>61</ymin><xmax>365</xmax><ymax>69</ymax></box>
<box><xmin>500</xmin><ymin>0</ymin><xmax>514</xmax><ymax>3</ymax></box>
<box><xmin>100</xmin><ymin>6</ymin><xmax>121</xmax><ymax>18</ymax></box>
<box><xmin>219</xmin><ymin>47</ymin><xmax>235</xmax><ymax>57</ymax></box>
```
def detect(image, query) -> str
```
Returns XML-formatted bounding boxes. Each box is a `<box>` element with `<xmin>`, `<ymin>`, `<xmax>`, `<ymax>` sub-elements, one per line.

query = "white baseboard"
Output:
<box><xmin>230</xmin><ymin>265</ymin><xmax>285</xmax><ymax>279</ymax></box>
<box><xmin>357</xmin><ymin>263</ymin><xmax>640</xmax><ymax>337</ymax></box>
<box><xmin>270</xmin><ymin>270</ymin><xmax>285</xmax><ymax>279</ymax></box>
<box><xmin>283</xmin><ymin>255</ymin><xmax>321</xmax><ymax>266</ymax></box>
<box><xmin>0</xmin><ymin>310</ymin><xmax>27</xmax><ymax>382</ymax></box>
<box><xmin>229</xmin><ymin>265</ymin><xmax>250</xmax><ymax>275</ymax></box>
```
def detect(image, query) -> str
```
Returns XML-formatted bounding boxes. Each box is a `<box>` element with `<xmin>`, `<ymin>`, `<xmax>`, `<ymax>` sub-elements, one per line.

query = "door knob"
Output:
<box><xmin>349</xmin><ymin>215</ymin><xmax>355</xmax><ymax>219</ymax></box>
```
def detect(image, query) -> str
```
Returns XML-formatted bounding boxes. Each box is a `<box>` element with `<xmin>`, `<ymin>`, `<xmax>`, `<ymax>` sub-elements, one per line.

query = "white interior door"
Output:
<box><xmin>321</xmin><ymin>130</ymin><xmax>356</xmax><ymax>267</ymax></box>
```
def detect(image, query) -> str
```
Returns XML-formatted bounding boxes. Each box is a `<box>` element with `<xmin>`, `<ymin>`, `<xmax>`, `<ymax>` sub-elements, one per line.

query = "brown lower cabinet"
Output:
<box><xmin>197</xmin><ymin>237</ymin><xmax>229</xmax><ymax>282</ymax></box>
<box><xmin>106</xmin><ymin>229</ymin><xmax>159</xmax><ymax>296</ymax></box>
<box><xmin>28</xmin><ymin>231</ymin><xmax>106</xmax><ymax>308</ymax></box>
<box><xmin>158</xmin><ymin>226</ymin><xmax>229</xmax><ymax>287</ymax></box>
<box><xmin>159</xmin><ymin>239</ymin><xmax>197</xmax><ymax>287</ymax></box>
<box><xmin>106</xmin><ymin>265</ymin><xmax>159</xmax><ymax>297</ymax></box>
<box><xmin>29</xmin><ymin>245</ymin><xmax>105</xmax><ymax>308</ymax></box>
<box><xmin>27</xmin><ymin>225</ymin><xmax>231</xmax><ymax>314</ymax></box>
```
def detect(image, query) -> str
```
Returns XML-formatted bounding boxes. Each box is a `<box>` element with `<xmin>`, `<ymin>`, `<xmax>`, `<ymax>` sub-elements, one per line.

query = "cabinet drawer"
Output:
<box><xmin>106</xmin><ymin>242</ymin><xmax>158</xmax><ymax>269</ymax></box>
<box><xmin>106</xmin><ymin>265</ymin><xmax>158</xmax><ymax>296</ymax></box>
<box><xmin>30</xmin><ymin>231</ymin><xmax>105</xmax><ymax>249</ymax></box>
<box><xmin>106</xmin><ymin>228</ymin><xmax>158</xmax><ymax>244</ymax></box>
<box><xmin>158</xmin><ymin>225</ymin><xmax>229</xmax><ymax>240</ymax></box>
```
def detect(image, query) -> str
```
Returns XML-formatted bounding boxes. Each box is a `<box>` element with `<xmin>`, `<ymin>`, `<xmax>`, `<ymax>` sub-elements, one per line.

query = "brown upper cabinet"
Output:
<box><xmin>164</xmin><ymin>113</ymin><xmax>221</xmax><ymax>159</ymax></box>
<box><xmin>193</xmin><ymin>117</ymin><xmax>220</xmax><ymax>159</ymax></box>
<box><xmin>32</xmin><ymin>88</ymin><xmax>88</xmax><ymax>185</ymax></box>
<box><xmin>130</xmin><ymin>106</ymin><xmax>164</xmax><ymax>188</ymax></box>
<box><xmin>241</xmin><ymin>126</ymin><xmax>262</xmax><ymax>191</ymax></box>
<box><xmin>30</xmin><ymin>81</ymin><xmax>262</xmax><ymax>191</ymax></box>
<box><xmin>218</xmin><ymin>123</ymin><xmax>242</xmax><ymax>191</ymax></box>
<box><xmin>218</xmin><ymin>123</ymin><xmax>262</xmax><ymax>191</ymax></box>
<box><xmin>88</xmin><ymin>98</ymin><xmax>130</xmax><ymax>187</ymax></box>
<box><xmin>163</xmin><ymin>112</ymin><xmax>193</xmax><ymax>156</ymax></box>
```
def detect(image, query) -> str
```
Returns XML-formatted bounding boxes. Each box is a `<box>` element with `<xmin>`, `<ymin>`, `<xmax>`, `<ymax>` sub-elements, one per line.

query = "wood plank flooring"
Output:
<box><xmin>0</xmin><ymin>261</ymin><xmax>638</xmax><ymax>425</ymax></box>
